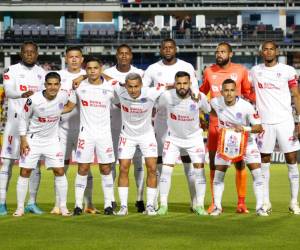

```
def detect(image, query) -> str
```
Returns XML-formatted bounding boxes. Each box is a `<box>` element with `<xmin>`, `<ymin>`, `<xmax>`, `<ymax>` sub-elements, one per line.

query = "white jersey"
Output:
<box><xmin>3</xmin><ymin>63</ymin><xmax>46</xmax><ymax>120</ymax></box>
<box><xmin>250</xmin><ymin>63</ymin><xmax>298</xmax><ymax>124</ymax></box>
<box><xmin>58</xmin><ymin>68</ymin><xmax>86</xmax><ymax>130</ymax></box>
<box><xmin>211</xmin><ymin>96</ymin><xmax>261</xmax><ymax>143</ymax></box>
<box><xmin>76</xmin><ymin>78</ymin><xmax>115</xmax><ymax>138</ymax></box>
<box><xmin>19</xmin><ymin>91</ymin><xmax>73</xmax><ymax>140</ymax></box>
<box><xmin>103</xmin><ymin>65</ymin><xmax>144</xmax><ymax>130</ymax></box>
<box><xmin>114</xmin><ymin>83</ymin><xmax>164</xmax><ymax>138</ymax></box>
<box><xmin>158</xmin><ymin>90</ymin><xmax>210</xmax><ymax>141</ymax></box>
<box><xmin>143</xmin><ymin>59</ymin><xmax>199</xmax><ymax>131</ymax></box>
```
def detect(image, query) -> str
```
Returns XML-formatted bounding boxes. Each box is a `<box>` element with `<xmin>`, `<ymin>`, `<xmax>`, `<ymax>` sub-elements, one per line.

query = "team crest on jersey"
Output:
<box><xmin>59</xmin><ymin>103</ymin><xmax>64</xmax><ymax>110</ymax></box>
<box><xmin>235</xmin><ymin>112</ymin><xmax>242</xmax><ymax>122</ymax></box>
<box><xmin>76</xmin><ymin>150</ymin><xmax>81</xmax><ymax>158</ymax></box>
<box><xmin>6</xmin><ymin>146</ymin><xmax>12</xmax><ymax>154</ymax></box>
<box><xmin>277</xmin><ymin>72</ymin><xmax>281</xmax><ymax>78</ymax></box>
<box><xmin>140</xmin><ymin>98</ymin><xmax>147</xmax><ymax>103</ymax></box>
<box><xmin>37</xmin><ymin>75</ymin><xmax>42</xmax><ymax>80</ymax></box>
<box><xmin>190</xmin><ymin>104</ymin><xmax>196</xmax><ymax>111</ymax></box>
<box><xmin>212</xmin><ymin>74</ymin><xmax>217</xmax><ymax>80</ymax></box>
<box><xmin>230</xmin><ymin>73</ymin><xmax>238</xmax><ymax>81</ymax></box>
<box><xmin>102</xmin><ymin>90</ymin><xmax>107</xmax><ymax>95</ymax></box>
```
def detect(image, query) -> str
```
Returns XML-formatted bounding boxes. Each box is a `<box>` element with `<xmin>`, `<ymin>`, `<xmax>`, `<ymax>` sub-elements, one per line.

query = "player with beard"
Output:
<box><xmin>200</xmin><ymin>42</ymin><xmax>255</xmax><ymax>214</ymax></box>
<box><xmin>0</xmin><ymin>41</ymin><xmax>45</xmax><ymax>215</ymax></box>
<box><xmin>103</xmin><ymin>44</ymin><xmax>145</xmax><ymax>212</ymax></box>
<box><xmin>143</xmin><ymin>38</ymin><xmax>199</xmax><ymax>211</ymax></box>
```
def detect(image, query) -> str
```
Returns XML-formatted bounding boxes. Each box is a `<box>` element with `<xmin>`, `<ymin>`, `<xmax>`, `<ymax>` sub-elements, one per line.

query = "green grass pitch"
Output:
<box><xmin>0</xmin><ymin>164</ymin><xmax>299</xmax><ymax>250</ymax></box>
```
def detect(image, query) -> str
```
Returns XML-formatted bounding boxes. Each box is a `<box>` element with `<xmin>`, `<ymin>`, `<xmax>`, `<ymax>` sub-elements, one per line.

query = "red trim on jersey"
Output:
<box><xmin>3</xmin><ymin>74</ymin><xmax>9</xmax><ymax>80</ymax></box>
<box><xmin>288</xmin><ymin>78</ymin><xmax>298</xmax><ymax>89</ymax></box>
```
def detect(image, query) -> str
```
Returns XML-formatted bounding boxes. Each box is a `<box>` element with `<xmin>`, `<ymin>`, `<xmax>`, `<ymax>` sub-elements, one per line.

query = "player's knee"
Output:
<box><xmin>20</xmin><ymin>168</ymin><xmax>32</xmax><ymax>178</ymax></box>
<box><xmin>53</xmin><ymin>167</ymin><xmax>65</xmax><ymax>176</ymax></box>
<box><xmin>100</xmin><ymin>164</ymin><xmax>111</xmax><ymax>175</ymax></box>
<box><xmin>261</xmin><ymin>153</ymin><xmax>271</xmax><ymax>163</ymax></box>
<box><xmin>285</xmin><ymin>152</ymin><xmax>297</xmax><ymax>164</ymax></box>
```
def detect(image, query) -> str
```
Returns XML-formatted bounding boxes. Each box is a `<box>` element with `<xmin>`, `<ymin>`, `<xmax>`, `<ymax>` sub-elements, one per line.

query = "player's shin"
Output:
<box><xmin>28</xmin><ymin>163</ymin><xmax>41</xmax><ymax>204</ymax></box>
<box><xmin>101</xmin><ymin>172</ymin><xmax>114</xmax><ymax>208</ymax></box>
<box><xmin>17</xmin><ymin>176</ymin><xmax>29</xmax><ymax>210</ymax></box>
<box><xmin>183</xmin><ymin>162</ymin><xmax>196</xmax><ymax>208</ymax></box>
<box><xmin>0</xmin><ymin>158</ymin><xmax>13</xmax><ymax>204</ymax></box>
<box><xmin>194</xmin><ymin>167</ymin><xmax>206</xmax><ymax>207</ymax></box>
<box><xmin>133</xmin><ymin>155</ymin><xmax>144</xmax><ymax>202</ymax></box>
<box><xmin>288</xmin><ymin>163</ymin><xmax>299</xmax><ymax>204</ymax></box>
<box><xmin>261</xmin><ymin>162</ymin><xmax>271</xmax><ymax>204</ymax></box>
<box><xmin>118</xmin><ymin>187</ymin><xmax>128</xmax><ymax>208</ymax></box>
<box><xmin>75</xmin><ymin>173</ymin><xmax>88</xmax><ymax>209</ymax></box>
<box><xmin>159</xmin><ymin>165</ymin><xmax>173</xmax><ymax>206</ymax></box>
<box><xmin>213</xmin><ymin>170</ymin><xmax>225</xmax><ymax>209</ymax></box>
<box><xmin>251</xmin><ymin>168</ymin><xmax>264</xmax><ymax>210</ymax></box>
<box><xmin>84</xmin><ymin>170</ymin><xmax>93</xmax><ymax>208</ymax></box>
<box><xmin>55</xmin><ymin>174</ymin><xmax>68</xmax><ymax>208</ymax></box>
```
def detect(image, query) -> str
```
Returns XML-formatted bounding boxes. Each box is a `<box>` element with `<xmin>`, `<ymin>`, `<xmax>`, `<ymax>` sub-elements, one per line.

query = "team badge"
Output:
<box><xmin>230</xmin><ymin>73</ymin><xmax>238</xmax><ymax>81</ymax></box>
<box><xmin>140</xmin><ymin>98</ymin><xmax>147</xmax><ymax>103</ymax></box>
<box><xmin>212</xmin><ymin>74</ymin><xmax>217</xmax><ymax>80</ymax></box>
<box><xmin>190</xmin><ymin>104</ymin><xmax>196</xmax><ymax>111</ymax></box>
<box><xmin>37</xmin><ymin>75</ymin><xmax>42</xmax><ymax>80</ymax></box>
<box><xmin>277</xmin><ymin>72</ymin><xmax>281</xmax><ymax>78</ymax></box>
<box><xmin>235</xmin><ymin>112</ymin><xmax>242</xmax><ymax>122</ymax></box>
<box><xmin>6</xmin><ymin>146</ymin><xmax>12</xmax><ymax>154</ymax></box>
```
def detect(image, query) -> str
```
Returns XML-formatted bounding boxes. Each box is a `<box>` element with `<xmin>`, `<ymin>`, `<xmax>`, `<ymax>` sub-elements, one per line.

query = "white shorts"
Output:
<box><xmin>19</xmin><ymin>137</ymin><xmax>64</xmax><ymax>169</ymax></box>
<box><xmin>215</xmin><ymin>141</ymin><xmax>261</xmax><ymax>166</ymax></box>
<box><xmin>163</xmin><ymin>136</ymin><xmax>205</xmax><ymax>165</ymax></box>
<box><xmin>75</xmin><ymin>130</ymin><xmax>115</xmax><ymax>164</ymax></box>
<box><xmin>1</xmin><ymin>115</ymin><xmax>20</xmax><ymax>159</ymax></box>
<box><xmin>257</xmin><ymin>118</ymin><xmax>300</xmax><ymax>154</ymax></box>
<box><xmin>59</xmin><ymin>126</ymin><xmax>79</xmax><ymax>160</ymax></box>
<box><xmin>118</xmin><ymin>133</ymin><xmax>158</xmax><ymax>159</ymax></box>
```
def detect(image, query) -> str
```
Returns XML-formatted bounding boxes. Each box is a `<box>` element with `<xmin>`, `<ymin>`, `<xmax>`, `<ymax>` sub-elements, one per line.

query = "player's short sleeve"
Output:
<box><xmin>142</xmin><ymin>67</ymin><xmax>153</xmax><ymax>87</ymax></box>
<box><xmin>247</xmin><ymin>103</ymin><xmax>261</xmax><ymax>125</ymax></box>
<box><xmin>199</xmin><ymin>92</ymin><xmax>211</xmax><ymax>113</ymax></box>
<box><xmin>148</xmin><ymin>85</ymin><xmax>165</xmax><ymax>101</ymax></box>
<box><xmin>157</xmin><ymin>91</ymin><xmax>168</xmax><ymax>108</ymax></box>
<box><xmin>67</xmin><ymin>89</ymin><xmax>77</xmax><ymax>104</ymax></box>
<box><xmin>210</xmin><ymin>97</ymin><xmax>218</xmax><ymax>112</ymax></box>
<box><xmin>3</xmin><ymin>67</ymin><xmax>21</xmax><ymax>99</ymax></box>
<box><xmin>287</xmin><ymin>66</ymin><xmax>298</xmax><ymax>89</ymax></box>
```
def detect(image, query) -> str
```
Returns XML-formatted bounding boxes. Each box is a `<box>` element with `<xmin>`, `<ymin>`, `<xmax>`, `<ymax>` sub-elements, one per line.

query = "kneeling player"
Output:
<box><xmin>210</xmin><ymin>79</ymin><xmax>267</xmax><ymax>216</ymax></box>
<box><xmin>157</xmin><ymin>71</ymin><xmax>210</xmax><ymax>215</ymax></box>
<box><xmin>14</xmin><ymin>72</ymin><xmax>74</xmax><ymax>216</ymax></box>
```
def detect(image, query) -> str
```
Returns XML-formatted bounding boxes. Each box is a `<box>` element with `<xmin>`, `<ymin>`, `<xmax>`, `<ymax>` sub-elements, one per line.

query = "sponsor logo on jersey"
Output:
<box><xmin>38</xmin><ymin>117</ymin><xmax>46</xmax><ymax>123</ymax></box>
<box><xmin>81</xmin><ymin>100</ymin><xmax>89</xmax><ymax>106</ymax></box>
<box><xmin>257</xmin><ymin>82</ymin><xmax>280</xmax><ymax>90</ymax></box>
<box><xmin>230</xmin><ymin>73</ymin><xmax>238</xmax><ymax>81</ymax></box>
<box><xmin>122</xmin><ymin>105</ymin><xmax>129</xmax><ymax>112</ymax></box>
<box><xmin>24</xmin><ymin>104</ymin><xmax>29</xmax><ymax>112</ymax></box>
<box><xmin>235</xmin><ymin>112</ymin><xmax>242</xmax><ymax>122</ymax></box>
<box><xmin>170</xmin><ymin>113</ymin><xmax>177</xmax><ymax>120</ymax></box>
<box><xmin>20</xmin><ymin>85</ymin><xmax>28</xmax><ymax>91</ymax></box>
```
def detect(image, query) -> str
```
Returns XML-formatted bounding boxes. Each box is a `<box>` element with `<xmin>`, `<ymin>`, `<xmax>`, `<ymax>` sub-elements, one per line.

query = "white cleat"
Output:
<box><xmin>60</xmin><ymin>207</ymin><xmax>72</xmax><ymax>217</ymax></box>
<box><xmin>143</xmin><ymin>205</ymin><xmax>157</xmax><ymax>216</ymax></box>
<box><xmin>262</xmin><ymin>202</ymin><xmax>272</xmax><ymax>215</ymax></box>
<box><xmin>116</xmin><ymin>206</ymin><xmax>128</xmax><ymax>216</ymax></box>
<box><xmin>210</xmin><ymin>207</ymin><xmax>222</xmax><ymax>216</ymax></box>
<box><xmin>256</xmin><ymin>208</ymin><xmax>269</xmax><ymax>217</ymax></box>
<box><xmin>50</xmin><ymin>206</ymin><xmax>61</xmax><ymax>215</ymax></box>
<box><xmin>13</xmin><ymin>208</ymin><xmax>24</xmax><ymax>217</ymax></box>
<box><xmin>289</xmin><ymin>202</ymin><xmax>300</xmax><ymax>215</ymax></box>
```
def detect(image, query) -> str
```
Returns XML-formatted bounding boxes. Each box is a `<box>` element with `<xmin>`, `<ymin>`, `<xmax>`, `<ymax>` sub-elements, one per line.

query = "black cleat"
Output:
<box><xmin>104</xmin><ymin>206</ymin><xmax>114</xmax><ymax>215</ymax></box>
<box><xmin>112</xmin><ymin>201</ymin><xmax>117</xmax><ymax>211</ymax></box>
<box><xmin>135</xmin><ymin>200</ymin><xmax>145</xmax><ymax>213</ymax></box>
<box><xmin>73</xmin><ymin>207</ymin><xmax>83</xmax><ymax>216</ymax></box>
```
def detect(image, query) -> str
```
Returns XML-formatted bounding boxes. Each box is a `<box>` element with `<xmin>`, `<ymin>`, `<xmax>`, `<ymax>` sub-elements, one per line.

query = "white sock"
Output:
<box><xmin>17</xmin><ymin>176</ymin><xmax>29</xmax><ymax>209</ymax></box>
<box><xmin>194</xmin><ymin>168</ymin><xmax>206</xmax><ymax>207</ymax></box>
<box><xmin>288</xmin><ymin>163</ymin><xmax>299</xmax><ymax>204</ymax></box>
<box><xmin>154</xmin><ymin>163</ymin><xmax>162</xmax><ymax>208</ymax></box>
<box><xmin>118</xmin><ymin>187</ymin><xmax>128</xmax><ymax>207</ymax></box>
<box><xmin>84</xmin><ymin>170</ymin><xmax>93</xmax><ymax>208</ymax></box>
<box><xmin>213</xmin><ymin>170</ymin><xmax>225</xmax><ymax>209</ymax></box>
<box><xmin>146</xmin><ymin>187</ymin><xmax>157</xmax><ymax>207</ymax></box>
<box><xmin>159</xmin><ymin>165</ymin><xmax>173</xmax><ymax>207</ymax></box>
<box><xmin>101</xmin><ymin>173</ymin><xmax>114</xmax><ymax>208</ymax></box>
<box><xmin>111</xmin><ymin>163</ymin><xmax>116</xmax><ymax>202</ymax></box>
<box><xmin>183</xmin><ymin>162</ymin><xmax>196</xmax><ymax>207</ymax></box>
<box><xmin>54</xmin><ymin>164</ymin><xmax>69</xmax><ymax>208</ymax></box>
<box><xmin>261</xmin><ymin>162</ymin><xmax>271</xmax><ymax>205</ymax></box>
<box><xmin>55</xmin><ymin>175</ymin><xmax>68</xmax><ymax>208</ymax></box>
<box><xmin>133</xmin><ymin>155</ymin><xmax>144</xmax><ymax>201</ymax></box>
<box><xmin>0</xmin><ymin>158</ymin><xmax>14</xmax><ymax>204</ymax></box>
<box><xmin>251</xmin><ymin>168</ymin><xmax>264</xmax><ymax>210</ymax></box>
<box><xmin>75</xmin><ymin>174</ymin><xmax>87</xmax><ymax>209</ymax></box>
<box><xmin>28</xmin><ymin>166</ymin><xmax>41</xmax><ymax>204</ymax></box>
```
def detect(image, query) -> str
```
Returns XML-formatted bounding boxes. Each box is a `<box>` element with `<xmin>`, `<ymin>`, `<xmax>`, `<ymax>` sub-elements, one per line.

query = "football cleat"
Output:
<box><xmin>256</xmin><ymin>208</ymin><xmax>269</xmax><ymax>217</ymax></box>
<box><xmin>116</xmin><ymin>206</ymin><xmax>128</xmax><ymax>216</ymax></box>
<box><xmin>104</xmin><ymin>206</ymin><xmax>114</xmax><ymax>215</ymax></box>
<box><xmin>24</xmin><ymin>203</ymin><xmax>43</xmax><ymax>215</ymax></box>
<box><xmin>289</xmin><ymin>202</ymin><xmax>300</xmax><ymax>215</ymax></box>
<box><xmin>50</xmin><ymin>206</ymin><xmax>61</xmax><ymax>215</ymax></box>
<box><xmin>143</xmin><ymin>205</ymin><xmax>157</xmax><ymax>216</ymax></box>
<box><xmin>60</xmin><ymin>207</ymin><xmax>71</xmax><ymax>217</ymax></box>
<box><xmin>263</xmin><ymin>202</ymin><xmax>272</xmax><ymax>215</ymax></box>
<box><xmin>236</xmin><ymin>203</ymin><xmax>249</xmax><ymax>214</ymax></box>
<box><xmin>210</xmin><ymin>207</ymin><xmax>222</xmax><ymax>216</ymax></box>
<box><xmin>0</xmin><ymin>204</ymin><xmax>8</xmax><ymax>216</ymax></box>
<box><xmin>194</xmin><ymin>206</ymin><xmax>208</xmax><ymax>216</ymax></box>
<box><xmin>111</xmin><ymin>201</ymin><xmax>117</xmax><ymax>211</ymax></box>
<box><xmin>157</xmin><ymin>205</ymin><xmax>168</xmax><ymax>215</ymax></box>
<box><xmin>135</xmin><ymin>200</ymin><xmax>145</xmax><ymax>213</ymax></box>
<box><xmin>84</xmin><ymin>207</ymin><xmax>100</xmax><ymax>214</ymax></box>
<box><xmin>73</xmin><ymin>206</ymin><xmax>83</xmax><ymax>216</ymax></box>
<box><xmin>13</xmin><ymin>208</ymin><xmax>24</xmax><ymax>217</ymax></box>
